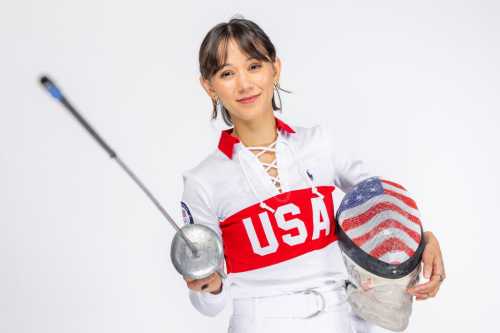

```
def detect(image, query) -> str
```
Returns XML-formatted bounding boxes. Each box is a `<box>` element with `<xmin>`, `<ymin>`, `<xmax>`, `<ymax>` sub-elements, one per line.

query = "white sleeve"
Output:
<box><xmin>188</xmin><ymin>276</ymin><xmax>231</xmax><ymax>317</ymax></box>
<box><xmin>318</xmin><ymin>124</ymin><xmax>374</xmax><ymax>194</ymax></box>
<box><xmin>180</xmin><ymin>171</ymin><xmax>230</xmax><ymax>317</ymax></box>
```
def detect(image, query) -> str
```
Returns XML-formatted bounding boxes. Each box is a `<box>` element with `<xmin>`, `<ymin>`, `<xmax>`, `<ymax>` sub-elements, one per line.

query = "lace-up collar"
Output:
<box><xmin>246</xmin><ymin>139</ymin><xmax>281</xmax><ymax>192</ymax></box>
<box><xmin>217</xmin><ymin>117</ymin><xmax>295</xmax><ymax>159</ymax></box>
<box><xmin>216</xmin><ymin>117</ymin><xmax>324</xmax><ymax>213</ymax></box>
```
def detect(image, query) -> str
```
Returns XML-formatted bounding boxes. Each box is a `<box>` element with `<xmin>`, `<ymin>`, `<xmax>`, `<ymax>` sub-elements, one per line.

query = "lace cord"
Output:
<box><xmin>247</xmin><ymin>140</ymin><xmax>282</xmax><ymax>192</ymax></box>
<box><xmin>237</xmin><ymin>152</ymin><xmax>276</xmax><ymax>213</ymax></box>
<box><xmin>236</xmin><ymin>132</ymin><xmax>325</xmax><ymax>214</ymax></box>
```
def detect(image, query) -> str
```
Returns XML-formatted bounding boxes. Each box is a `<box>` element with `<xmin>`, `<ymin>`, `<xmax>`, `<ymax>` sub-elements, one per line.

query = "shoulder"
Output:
<box><xmin>181</xmin><ymin>147</ymin><xmax>236</xmax><ymax>192</ymax></box>
<box><xmin>180</xmin><ymin>150</ymin><xmax>222</xmax><ymax>214</ymax></box>
<box><xmin>286</xmin><ymin>123</ymin><xmax>331</xmax><ymax>154</ymax></box>
<box><xmin>287</xmin><ymin>121</ymin><xmax>332</xmax><ymax>141</ymax></box>
<box><xmin>290</xmin><ymin>123</ymin><xmax>322</xmax><ymax>138</ymax></box>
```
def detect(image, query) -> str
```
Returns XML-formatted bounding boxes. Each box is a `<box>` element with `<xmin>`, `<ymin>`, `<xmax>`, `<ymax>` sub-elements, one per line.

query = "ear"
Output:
<box><xmin>199</xmin><ymin>76</ymin><xmax>217</xmax><ymax>99</ymax></box>
<box><xmin>272</xmin><ymin>57</ymin><xmax>282</xmax><ymax>83</ymax></box>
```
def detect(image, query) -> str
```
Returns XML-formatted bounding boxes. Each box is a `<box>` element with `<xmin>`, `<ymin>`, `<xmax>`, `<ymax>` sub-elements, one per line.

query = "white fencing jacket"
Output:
<box><xmin>180</xmin><ymin>117</ymin><xmax>372</xmax><ymax>317</ymax></box>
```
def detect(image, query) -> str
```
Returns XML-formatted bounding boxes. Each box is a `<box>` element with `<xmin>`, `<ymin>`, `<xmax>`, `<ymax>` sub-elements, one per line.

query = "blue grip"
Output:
<box><xmin>46</xmin><ymin>83</ymin><xmax>63</xmax><ymax>100</ymax></box>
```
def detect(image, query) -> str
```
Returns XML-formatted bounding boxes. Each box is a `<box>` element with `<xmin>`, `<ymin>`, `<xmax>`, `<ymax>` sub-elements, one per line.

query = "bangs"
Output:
<box><xmin>199</xmin><ymin>21</ymin><xmax>276</xmax><ymax>80</ymax></box>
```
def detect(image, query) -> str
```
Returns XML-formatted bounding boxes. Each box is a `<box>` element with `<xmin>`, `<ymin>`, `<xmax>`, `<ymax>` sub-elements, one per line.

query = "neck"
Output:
<box><xmin>231</xmin><ymin>112</ymin><xmax>277</xmax><ymax>147</ymax></box>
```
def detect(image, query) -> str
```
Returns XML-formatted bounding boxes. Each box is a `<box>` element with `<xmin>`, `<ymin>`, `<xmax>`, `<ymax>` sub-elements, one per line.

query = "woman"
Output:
<box><xmin>180</xmin><ymin>17</ymin><xmax>445</xmax><ymax>332</ymax></box>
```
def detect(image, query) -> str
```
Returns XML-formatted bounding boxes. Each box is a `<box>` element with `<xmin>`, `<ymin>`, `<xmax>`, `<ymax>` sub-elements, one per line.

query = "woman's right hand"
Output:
<box><xmin>184</xmin><ymin>272</ymin><xmax>223</xmax><ymax>294</ymax></box>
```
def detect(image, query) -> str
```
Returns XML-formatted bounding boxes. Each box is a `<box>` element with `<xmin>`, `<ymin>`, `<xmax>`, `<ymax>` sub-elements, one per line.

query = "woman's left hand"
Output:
<box><xmin>407</xmin><ymin>231</ymin><xmax>445</xmax><ymax>300</ymax></box>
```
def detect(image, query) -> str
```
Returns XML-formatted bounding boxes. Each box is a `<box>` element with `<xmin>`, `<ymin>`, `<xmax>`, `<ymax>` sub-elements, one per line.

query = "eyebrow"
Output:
<box><xmin>220</xmin><ymin>56</ymin><xmax>257</xmax><ymax>69</ymax></box>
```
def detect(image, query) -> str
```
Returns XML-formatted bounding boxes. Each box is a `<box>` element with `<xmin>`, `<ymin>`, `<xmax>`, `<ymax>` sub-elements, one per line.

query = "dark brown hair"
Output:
<box><xmin>198</xmin><ymin>17</ymin><xmax>290</xmax><ymax>126</ymax></box>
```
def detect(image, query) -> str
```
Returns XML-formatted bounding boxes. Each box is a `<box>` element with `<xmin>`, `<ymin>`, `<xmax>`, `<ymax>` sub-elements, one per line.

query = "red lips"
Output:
<box><xmin>237</xmin><ymin>94</ymin><xmax>260</xmax><ymax>104</ymax></box>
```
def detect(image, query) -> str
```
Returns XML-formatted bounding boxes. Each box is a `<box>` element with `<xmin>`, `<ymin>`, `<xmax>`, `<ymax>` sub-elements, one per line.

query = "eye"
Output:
<box><xmin>220</xmin><ymin>71</ymin><xmax>233</xmax><ymax>78</ymax></box>
<box><xmin>250</xmin><ymin>63</ymin><xmax>262</xmax><ymax>70</ymax></box>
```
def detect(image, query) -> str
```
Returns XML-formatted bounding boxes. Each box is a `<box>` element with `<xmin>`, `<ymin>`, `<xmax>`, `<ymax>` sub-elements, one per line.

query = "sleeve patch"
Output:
<box><xmin>181</xmin><ymin>201</ymin><xmax>194</xmax><ymax>224</ymax></box>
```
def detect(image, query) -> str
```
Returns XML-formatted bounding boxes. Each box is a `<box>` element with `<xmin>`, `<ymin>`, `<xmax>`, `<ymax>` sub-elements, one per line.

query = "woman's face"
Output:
<box><xmin>201</xmin><ymin>38</ymin><xmax>281</xmax><ymax>124</ymax></box>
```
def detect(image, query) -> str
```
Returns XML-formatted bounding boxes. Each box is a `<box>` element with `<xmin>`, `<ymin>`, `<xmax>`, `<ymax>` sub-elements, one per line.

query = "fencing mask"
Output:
<box><xmin>335</xmin><ymin>177</ymin><xmax>425</xmax><ymax>331</ymax></box>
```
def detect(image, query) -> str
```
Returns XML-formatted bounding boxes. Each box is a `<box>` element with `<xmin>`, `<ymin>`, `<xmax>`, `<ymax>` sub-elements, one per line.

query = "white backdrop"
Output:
<box><xmin>1</xmin><ymin>0</ymin><xmax>499</xmax><ymax>332</ymax></box>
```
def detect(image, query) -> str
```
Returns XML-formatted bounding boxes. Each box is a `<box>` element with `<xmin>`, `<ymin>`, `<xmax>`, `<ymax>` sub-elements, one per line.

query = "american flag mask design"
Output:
<box><xmin>336</xmin><ymin>176</ymin><xmax>425</xmax><ymax>279</ymax></box>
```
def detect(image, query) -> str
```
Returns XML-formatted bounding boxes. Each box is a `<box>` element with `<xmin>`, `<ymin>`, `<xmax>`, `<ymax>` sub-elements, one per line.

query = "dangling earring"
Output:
<box><xmin>273</xmin><ymin>81</ymin><xmax>283</xmax><ymax>110</ymax></box>
<box><xmin>215</xmin><ymin>96</ymin><xmax>224</xmax><ymax>116</ymax></box>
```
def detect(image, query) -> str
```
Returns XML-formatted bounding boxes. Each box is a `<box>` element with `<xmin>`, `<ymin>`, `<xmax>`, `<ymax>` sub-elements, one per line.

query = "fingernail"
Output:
<box><xmin>201</xmin><ymin>284</ymin><xmax>208</xmax><ymax>290</ymax></box>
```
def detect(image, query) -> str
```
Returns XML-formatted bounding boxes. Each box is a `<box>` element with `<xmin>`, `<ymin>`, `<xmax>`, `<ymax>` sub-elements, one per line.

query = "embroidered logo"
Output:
<box><xmin>306</xmin><ymin>169</ymin><xmax>314</xmax><ymax>181</ymax></box>
<box><xmin>181</xmin><ymin>201</ymin><xmax>194</xmax><ymax>224</ymax></box>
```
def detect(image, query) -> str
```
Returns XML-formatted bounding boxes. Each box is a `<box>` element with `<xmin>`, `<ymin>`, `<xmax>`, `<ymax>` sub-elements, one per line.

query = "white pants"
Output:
<box><xmin>227</xmin><ymin>284</ymin><xmax>378</xmax><ymax>333</ymax></box>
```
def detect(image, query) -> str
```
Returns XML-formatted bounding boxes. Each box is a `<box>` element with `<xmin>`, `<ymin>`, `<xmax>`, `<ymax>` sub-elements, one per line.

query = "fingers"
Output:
<box><xmin>415</xmin><ymin>293</ymin><xmax>431</xmax><ymax>301</ymax></box>
<box><xmin>408</xmin><ymin>273</ymin><xmax>442</xmax><ymax>300</ymax></box>
<box><xmin>184</xmin><ymin>272</ymin><xmax>222</xmax><ymax>293</ymax></box>
<box><xmin>422</xmin><ymin>254</ymin><xmax>433</xmax><ymax>279</ymax></box>
<box><xmin>409</xmin><ymin>273</ymin><xmax>440</xmax><ymax>292</ymax></box>
<box><xmin>422</xmin><ymin>232</ymin><xmax>444</xmax><ymax>280</ymax></box>
<box><xmin>433</xmin><ymin>256</ymin><xmax>445</xmax><ymax>282</ymax></box>
<box><xmin>413</xmin><ymin>233</ymin><xmax>445</xmax><ymax>301</ymax></box>
<box><xmin>428</xmin><ymin>285</ymin><xmax>440</xmax><ymax>297</ymax></box>
<box><xmin>185</xmin><ymin>273</ymin><xmax>215</xmax><ymax>291</ymax></box>
<box><xmin>421</xmin><ymin>245</ymin><xmax>433</xmax><ymax>279</ymax></box>
<box><xmin>414</xmin><ymin>284</ymin><xmax>440</xmax><ymax>301</ymax></box>
<box><xmin>423</xmin><ymin>252</ymin><xmax>445</xmax><ymax>280</ymax></box>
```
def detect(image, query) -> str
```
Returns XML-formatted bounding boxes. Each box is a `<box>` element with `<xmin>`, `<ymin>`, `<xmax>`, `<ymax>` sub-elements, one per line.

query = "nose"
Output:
<box><xmin>236</xmin><ymin>70</ymin><xmax>254</xmax><ymax>95</ymax></box>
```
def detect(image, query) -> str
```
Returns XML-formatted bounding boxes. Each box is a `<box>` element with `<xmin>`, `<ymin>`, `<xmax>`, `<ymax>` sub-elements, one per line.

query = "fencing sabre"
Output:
<box><xmin>39</xmin><ymin>75</ymin><xmax>225</xmax><ymax>280</ymax></box>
